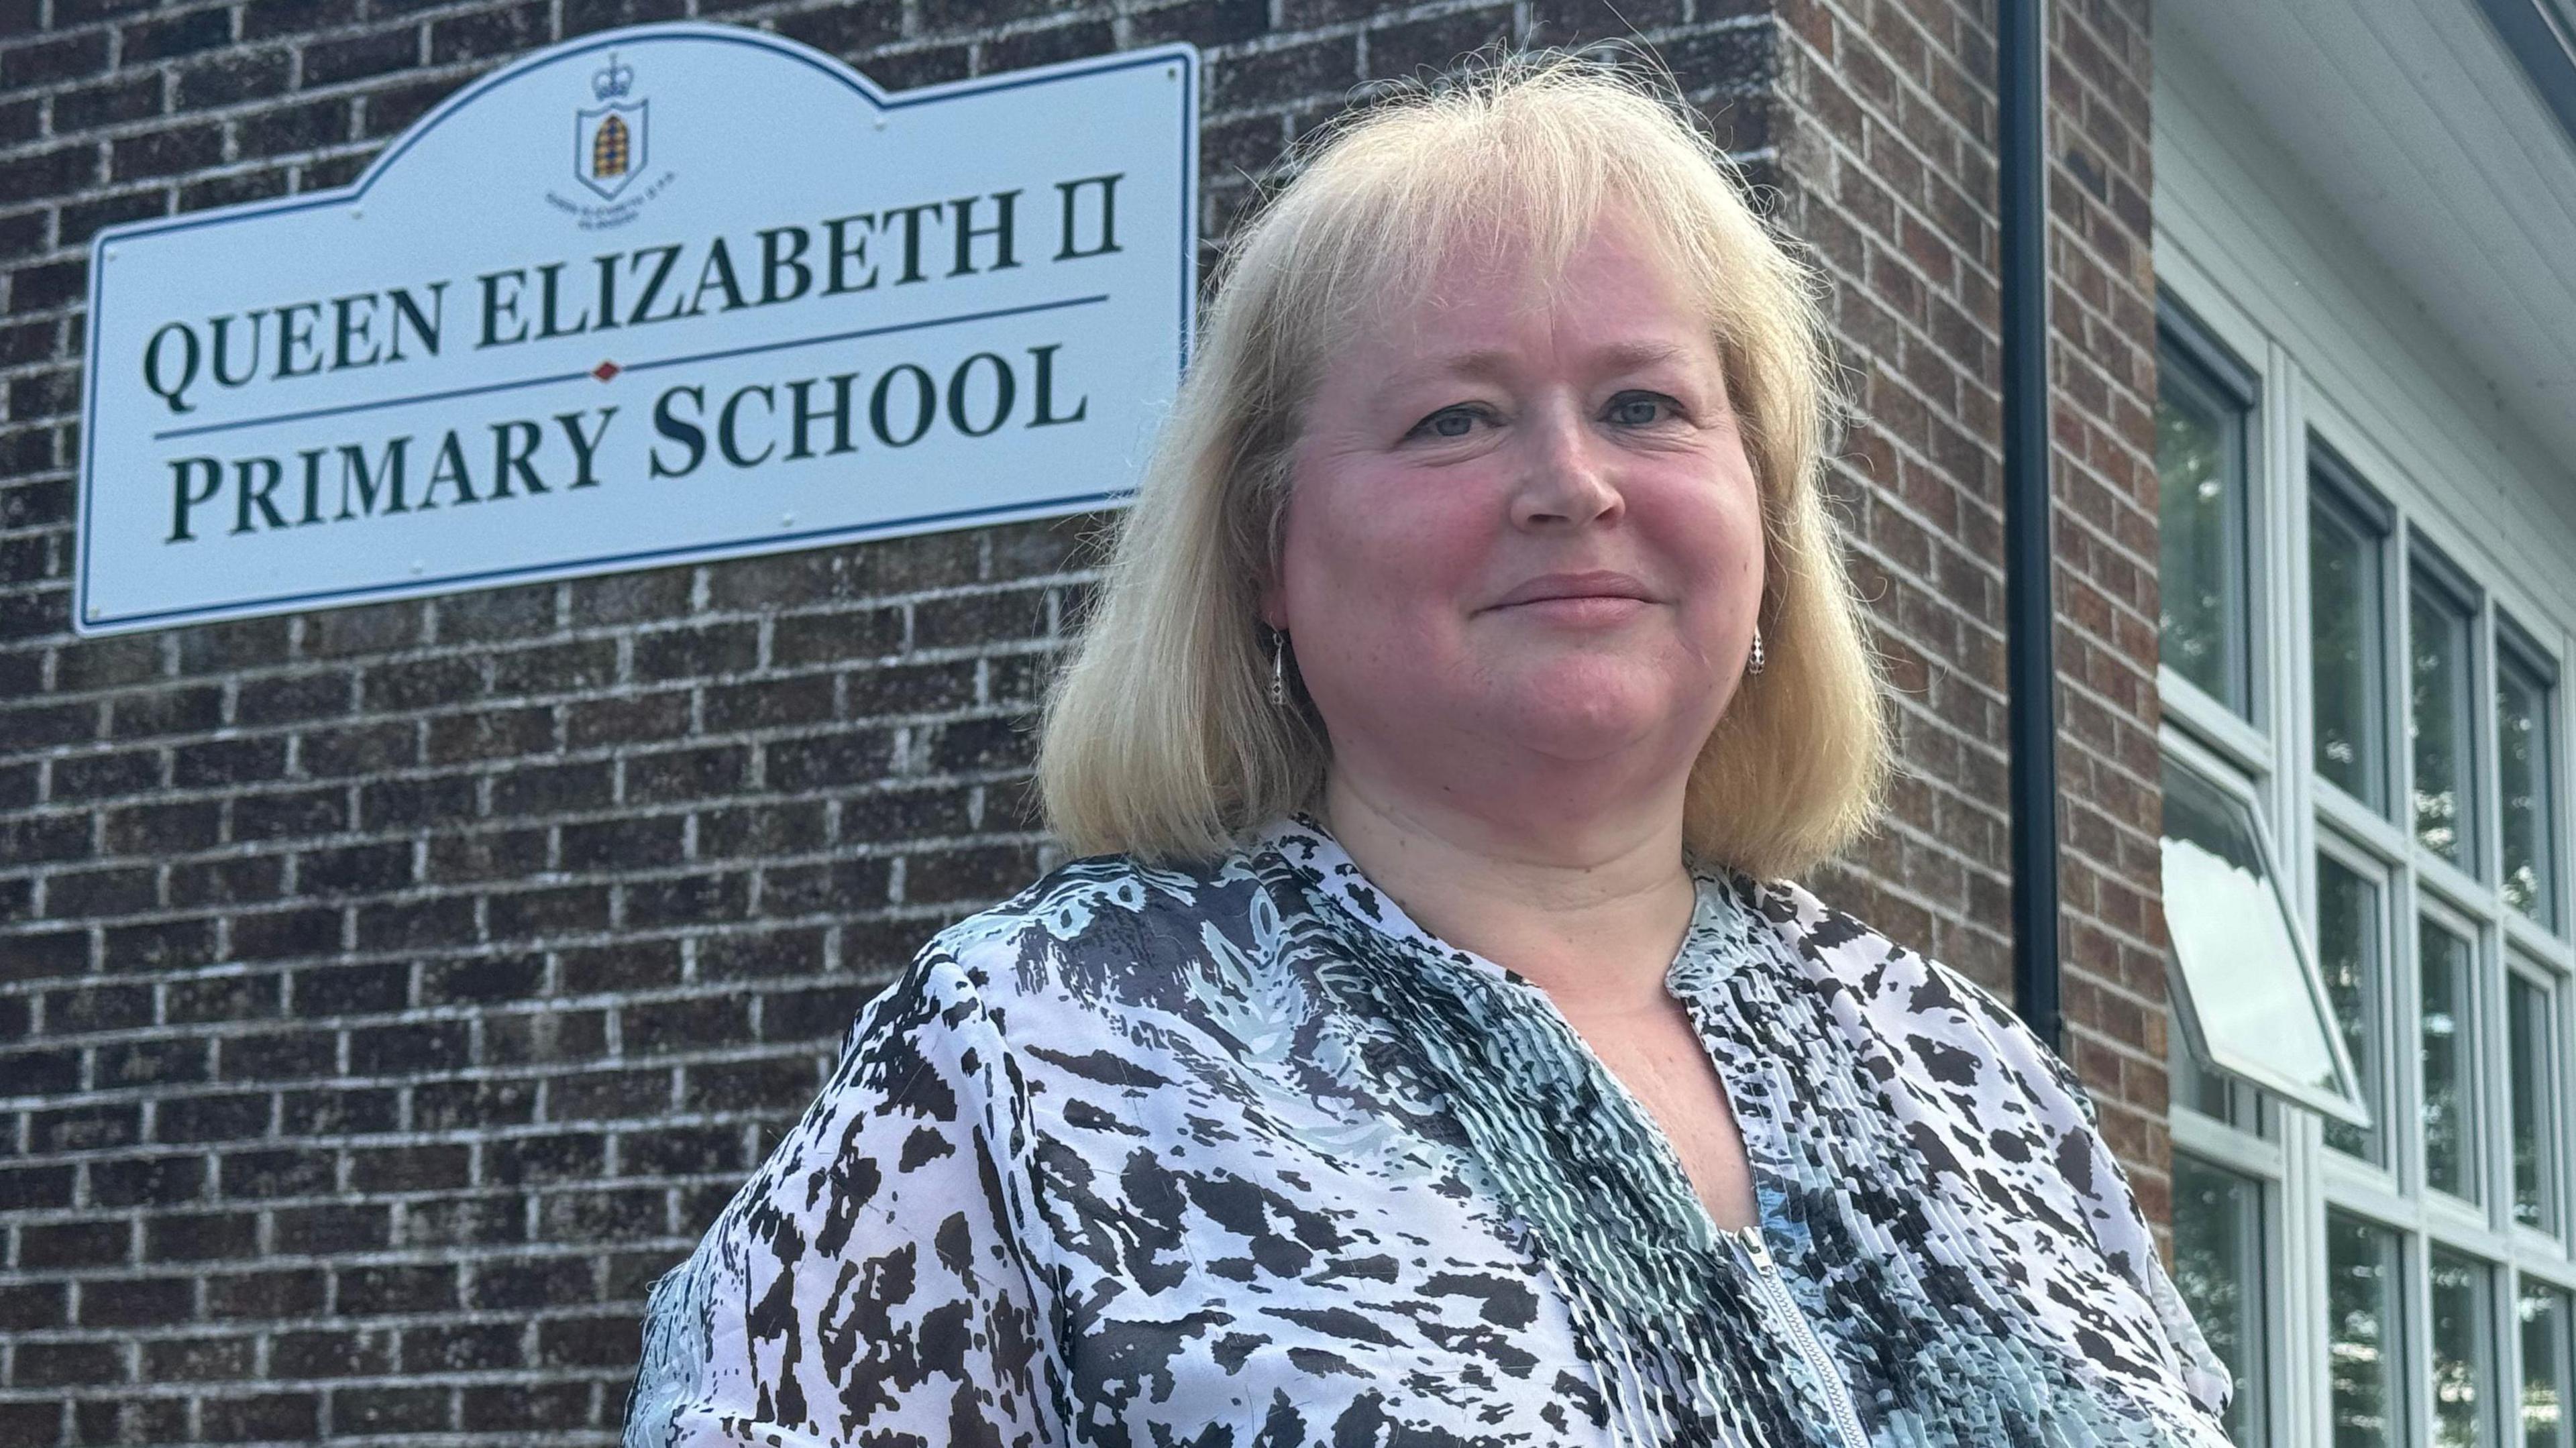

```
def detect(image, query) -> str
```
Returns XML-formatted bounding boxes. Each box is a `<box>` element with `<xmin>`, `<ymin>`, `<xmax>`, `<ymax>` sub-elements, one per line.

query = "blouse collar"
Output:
<box><xmin>1251</xmin><ymin>810</ymin><xmax>1753</xmax><ymax>998</ymax></box>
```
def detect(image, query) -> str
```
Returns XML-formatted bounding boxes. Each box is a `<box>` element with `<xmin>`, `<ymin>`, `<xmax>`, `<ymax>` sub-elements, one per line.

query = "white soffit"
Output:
<box><xmin>2161</xmin><ymin>0</ymin><xmax>2576</xmax><ymax>473</ymax></box>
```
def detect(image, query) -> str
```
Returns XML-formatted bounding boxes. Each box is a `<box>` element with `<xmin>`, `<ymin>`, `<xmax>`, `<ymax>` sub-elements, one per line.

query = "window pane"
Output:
<box><xmin>2171</xmin><ymin>1000</ymin><xmax>2243</xmax><ymax>1124</ymax></box>
<box><xmin>2511</xmin><ymin>976</ymin><xmax>2561</xmax><ymax>1234</ymax></box>
<box><xmin>2159</xmin><ymin>350</ymin><xmax>2251</xmax><ymax>714</ymax></box>
<box><xmin>2314</xmin><ymin>494</ymin><xmax>2385</xmax><ymax>809</ymax></box>
<box><xmin>2174</xmin><ymin>1155</ymin><xmax>2267</xmax><ymax>1445</ymax></box>
<box><xmin>2319</xmin><ymin>855</ymin><xmax>2387</xmax><ymax>1162</ymax></box>
<box><xmin>2522</xmin><ymin>1283</ymin><xmax>2573</xmax><ymax>1448</ymax></box>
<box><xmin>2413</xmin><ymin>571</ymin><xmax>2479</xmax><ymax>870</ymax></box>
<box><xmin>2162</xmin><ymin>759</ymin><xmax>2367</xmax><ymax>1121</ymax></box>
<box><xmin>2432</xmin><ymin>1247</ymin><xmax>2493</xmax><ymax>1448</ymax></box>
<box><xmin>2500</xmin><ymin>648</ymin><xmax>2557</xmax><ymax>927</ymax></box>
<box><xmin>2422</xmin><ymin>918</ymin><xmax>2481</xmax><ymax>1202</ymax></box>
<box><xmin>2330</xmin><ymin>1211</ymin><xmax>2408</xmax><ymax>1447</ymax></box>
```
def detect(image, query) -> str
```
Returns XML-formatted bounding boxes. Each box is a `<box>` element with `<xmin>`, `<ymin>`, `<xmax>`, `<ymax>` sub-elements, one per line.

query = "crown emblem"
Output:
<box><xmin>592</xmin><ymin>54</ymin><xmax>635</xmax><ymax>100</ymax></box>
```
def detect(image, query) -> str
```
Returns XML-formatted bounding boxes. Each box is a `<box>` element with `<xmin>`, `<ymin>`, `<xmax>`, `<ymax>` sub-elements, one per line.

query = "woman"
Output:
<box><xmin>625</xmin><ymin>50</ymin><xmax>2233</xmax><ymax>1448</ymax></box>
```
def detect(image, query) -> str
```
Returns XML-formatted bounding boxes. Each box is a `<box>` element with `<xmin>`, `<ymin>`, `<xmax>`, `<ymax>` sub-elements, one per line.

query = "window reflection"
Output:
<box><xmin>2174</xmin><ymin>1155</ymin><xmax>2267</xmax><ymax>1445</ymax></box>
<box><xmin>2330</xmin><ymin>1212</ymin><xmax>2406</xmax><ymax>1448</ymax></box>
<box><xmin>2498</xmin><ymin>642</ymin><xmax>2556</xmax><ymax>928</ymax></box>
<box><xmin>2431</xmin><ymin>1247</ymin><xmax>2492</xmax><ymax>1447</ymax></box>
<box><xmin>2411</xmin><ymin>569</ymin><xmax>2478</xmax><ymax>871</ymax></box>
<box><xmin>2524</xmin><ymin>1284</ymin><xmax>2572</xmax><ymax>1448</ymax></box>
<box><xmin>2171</xmin><ymin>998</ymin><xmax>2243</xmax><ymax>1125</ymax></box>
<box><xmin>2318</xmin><ymin>855</ymin><xmax>2384</xmax><ymax>1163</ymax></box>
<box><xmin>2161</xmin><ymin>759</ymin><xmax>2366</xmax><ymax>1123</ymax></box>
<box><xmin>2312</xmin><ymin>488</ymin><xmax>2385</xmax><ymax>810</ymax></box>
<box><xmin>2510</xmin><ymin>975</ymin><xmax>2560</xmax><ymax>1235</ymax></box>
<box><xmin>2159</xmin><ymin>345</ymin><xmax>2251</xmax><ymax>715</ymax></box>
<box><xmin>2422</xmin><ymin>919</ymin><xmax>2479</xmax><ymax>1203</ymax></box>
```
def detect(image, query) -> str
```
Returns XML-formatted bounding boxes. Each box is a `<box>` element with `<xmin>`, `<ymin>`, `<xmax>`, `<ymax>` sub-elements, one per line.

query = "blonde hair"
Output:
<box><xmin>1037</xmin><ymin>47</ymin><xmax>1888</xmax><ymax>879</ymax></box>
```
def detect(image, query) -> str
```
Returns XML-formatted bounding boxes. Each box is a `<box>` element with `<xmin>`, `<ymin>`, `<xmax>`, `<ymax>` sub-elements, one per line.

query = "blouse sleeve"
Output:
<box><xmin>623</xmin><ymin>938</ymin><xmax>1067</xmax><ymax>1448</ymax></box>
<box><xmin>1931</xmin><ymin>956</ymin><xmax>2239</xmax><ymax>1429</ymax></box>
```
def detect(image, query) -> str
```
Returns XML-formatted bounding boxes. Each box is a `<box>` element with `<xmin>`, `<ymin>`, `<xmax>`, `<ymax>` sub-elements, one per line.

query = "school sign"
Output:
<box><xmin>74</xmin><ymin>23</ymin><xmax>1199</xmax><ymax>634</ymax></box>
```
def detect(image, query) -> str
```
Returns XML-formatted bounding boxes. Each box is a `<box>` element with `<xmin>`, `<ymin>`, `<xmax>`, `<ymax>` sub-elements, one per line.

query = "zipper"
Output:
<box><xmin>1729</xmin><ymin>1223</ymin><xmax>1869</xmax><ymax>1448</ymax></box>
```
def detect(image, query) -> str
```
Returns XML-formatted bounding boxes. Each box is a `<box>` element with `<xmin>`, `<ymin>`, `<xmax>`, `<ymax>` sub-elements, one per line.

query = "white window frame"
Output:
<box><xmin>2306</xmin><ymin>445</ymin><xmax>2398</xmax><ymax>822</ymax></box>
<box><xmin>2161</xmin><ymin>728</ymin><xmax>2373</xmax><ymax>1127</ymax></box>
<box><xmin>2408</xmin><ymin>542</ymin><xmax>2490</xmax><ymax>893</ymax></box>
<box><xmin>2316</xmin><ymin>830</ymin><xmax>2400</xmax><ymax>1177</ymax></box>
<box><xmin>2495</xmin><ymin>618</ymin><xmax>2562</xmax><ymax>936</ymax></box>
<box><xmin>2505</xmin><ymin>959</ymin><xmax>2568</xmax><ymax>1253</ymax></box>
<box><xmin>2159</xmin><ymin>292</ymin><xmax>2271</xmax><ymax>732</ymax></box>
<box><xmin>2150</xmin><ymin>249</ymin><xmax>2576</xmax><ymax>1448</ymax></box>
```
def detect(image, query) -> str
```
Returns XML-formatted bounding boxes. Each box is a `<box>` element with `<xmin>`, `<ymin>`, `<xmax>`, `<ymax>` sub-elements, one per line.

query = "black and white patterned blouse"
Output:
<box><xmin>624</xmin><ymin>814</ymin><xmax>2234</xmax><ymax>1448</ymax></box>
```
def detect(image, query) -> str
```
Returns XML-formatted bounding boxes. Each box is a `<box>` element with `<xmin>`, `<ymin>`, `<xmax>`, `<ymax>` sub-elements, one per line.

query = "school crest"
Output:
<box><xmin>574</xmin><ymin>54</ymin><xmax>647</xmax><ymax>201</ymax></box>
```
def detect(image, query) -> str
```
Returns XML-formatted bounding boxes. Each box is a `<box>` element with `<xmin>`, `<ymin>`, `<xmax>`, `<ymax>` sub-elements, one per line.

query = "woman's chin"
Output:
<box><xmin>1481</xmin><ymin>677</ymin><xmax>1705</xmax><ymax>763</ymax></box>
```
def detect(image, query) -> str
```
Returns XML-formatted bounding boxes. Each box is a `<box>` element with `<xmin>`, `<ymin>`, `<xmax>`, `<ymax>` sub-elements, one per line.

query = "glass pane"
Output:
<box><xmin>2423</xmin><ymin>918</ymin><xmax>2481</xmax><ymax>1202</ymax></box>
<box><xmin>2431</xmin><ymin>1247</ymin><xmax>2493</xmax><ymax>1448</ymax></box>
<box><xmin>2522</xmin><ymin>1283</ymin><xmax>2573</xmax><ymax>1448</ymax></box>
<box><xmin>2329</xmin><ymin>1211</ymin><xmax>2408</xmax><ymax>1447</ymax></box>
<box><xmin>2171</xmin><ymin>1000</ymin><xmax>2243</xmax><ymax>1123</ymax></box>
<box><xmin>2313</xmin><ymin>494</ymin><xmax>2385</xmax><ymax>809</ymax></box>
<box><xmin>2162</xmin><ymin>759</ymin><xmax>2365</xmax><ymax>1121</ymax></box>
<box><xmin>2174</xmin><ymin>1155</ymin><xmax>2267</xmax><ymax>1445</ymax></box>
<box><xmin>2319</xmin><ymin>855</ymin><xmax>2387</xmax><ymax>1162</ymax></box>
<box><xmin>2160</xmin><ymin>351</ymin><xmax>2251</xmax><ymax>714</ymax></box>
<box><xmin>2500</xmin><ymin>649</ymin><xmax>2557</xmax><ymax>928</ymax></box>
<box><xmin>2413</xmin><ymin>572</ymin><xmax>2479</xmax><ymax>871</ymax></box>
<box><xmin>2511</xmin><ymin>976</ymin><xmax>2561</xmax><ymax>1234</ymax></box>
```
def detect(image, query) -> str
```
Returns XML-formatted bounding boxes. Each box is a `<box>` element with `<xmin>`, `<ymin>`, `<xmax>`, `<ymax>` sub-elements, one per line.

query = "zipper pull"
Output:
<box><xmin>1737</xmin><ymin>1226</ymin><xmax>1774</xmax><ymax>1272</ymax></box>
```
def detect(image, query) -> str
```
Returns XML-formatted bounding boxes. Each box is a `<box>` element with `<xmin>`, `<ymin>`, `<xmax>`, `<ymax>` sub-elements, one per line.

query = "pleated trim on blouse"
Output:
<box><xmin>1255</xmin><ymin>814</ymin><xmax>2229</xmax><ymax>1448</ymax></box>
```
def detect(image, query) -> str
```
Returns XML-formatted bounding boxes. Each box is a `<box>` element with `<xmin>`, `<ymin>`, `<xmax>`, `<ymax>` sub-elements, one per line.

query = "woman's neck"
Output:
<box><xmin>1316</xmin><ymin>771</ymin><xmax>1697</xmax><ymax>1017</ymax></box>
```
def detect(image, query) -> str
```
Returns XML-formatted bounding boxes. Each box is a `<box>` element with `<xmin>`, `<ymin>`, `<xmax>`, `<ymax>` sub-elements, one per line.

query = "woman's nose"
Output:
<box><xmin>1508</xmin><ymin>408</ymin><xmax>1626</xmax><ymax>529</ymax></box>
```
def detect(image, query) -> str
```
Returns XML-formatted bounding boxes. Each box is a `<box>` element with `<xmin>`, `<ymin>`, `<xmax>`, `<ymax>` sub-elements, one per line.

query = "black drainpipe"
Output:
<box><xmin>1999</xmin><ymin>0</ymin><xmax>2061</xmax><ymax>1050</ymax></box>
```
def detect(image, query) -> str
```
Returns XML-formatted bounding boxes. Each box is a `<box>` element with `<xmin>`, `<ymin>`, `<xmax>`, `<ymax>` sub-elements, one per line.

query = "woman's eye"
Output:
<box><xmin>1405</xmin><ymin>394</ymin><xmax>1680</xmax><ymax>441</ymax></box>
<box><xmin>1409</xmin><ymin>406</ymin><xmax>1487</xmax><ymax>441</ymax></box>
<box><xmin>1607</xmin><ymin>392</ymin><xmax>1681</xmax><ymax>426</ymax></box>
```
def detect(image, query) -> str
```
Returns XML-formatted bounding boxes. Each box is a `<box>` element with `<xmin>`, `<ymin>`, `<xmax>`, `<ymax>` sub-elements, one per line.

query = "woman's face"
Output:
<box><xmin>1264</xmin><ymin>206</ymin><xmax>1766</xmax><ymax>791</ymax></box>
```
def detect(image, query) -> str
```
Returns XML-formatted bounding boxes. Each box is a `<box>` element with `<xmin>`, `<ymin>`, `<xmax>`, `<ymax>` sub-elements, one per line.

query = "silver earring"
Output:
<box><xmin>1269</xmin><ymin>628</ymin><xmax>1288</xmax><ymax>706</ymax></box>
<box><xmin>1746</xmin><ymin>624</ymin><xmax>1766</xmax><ymax>677</ymax></box>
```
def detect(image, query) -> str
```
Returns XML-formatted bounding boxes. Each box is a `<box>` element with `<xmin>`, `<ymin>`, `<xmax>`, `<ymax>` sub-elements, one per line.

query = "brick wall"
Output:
<box><xmin>1766</xmin><ymin>0</ymin><xmax>2170</xmax><ymax>1229</ymax></box>
<box><xmin>0</xmin><ymin>0</ymin><xmax>2162</xmax><ymax>1443</ymax></box>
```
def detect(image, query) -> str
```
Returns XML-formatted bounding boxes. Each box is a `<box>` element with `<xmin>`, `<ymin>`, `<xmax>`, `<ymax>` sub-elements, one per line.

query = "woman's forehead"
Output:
<box><xmin>1409</xmin><ymin>194</ymin><xmax>1676</xmax><ymax>285</ymax></box>
<box><xmin>1335</xmin><ymin>238</ymin><xmax>1717</xmax><ymax>373</ymax></box>
<box><xmin>1335</xmin><ymin>196</ymin><xmax>1697</xmax><ymax>312</ymax></box>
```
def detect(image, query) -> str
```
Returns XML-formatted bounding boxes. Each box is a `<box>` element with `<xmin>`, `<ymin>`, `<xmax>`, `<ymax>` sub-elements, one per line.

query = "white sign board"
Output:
<box><xmin>75</xmin><ymin>23</ymin><xmax>1198</xmax><ymax>635</ymax></box>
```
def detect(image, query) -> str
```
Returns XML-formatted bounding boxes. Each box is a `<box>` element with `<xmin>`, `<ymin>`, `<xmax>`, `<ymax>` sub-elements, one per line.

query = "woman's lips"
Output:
<box><xmin>1494</xmin><ymin>594</ymin><xmax>1652</xmax><ymax>624</ymax></box>
<box><xmin>1484</xmin><ymin>570</ymin><xmax>1656</xmax><ymax>611</ymax></box>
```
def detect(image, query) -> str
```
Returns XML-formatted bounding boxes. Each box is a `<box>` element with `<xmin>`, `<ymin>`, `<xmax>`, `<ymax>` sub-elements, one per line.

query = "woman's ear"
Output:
<box><xmin>1255</xmin><ymin>580</ymin><xmax>1287</xmax><ymax>632</ymax></box>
